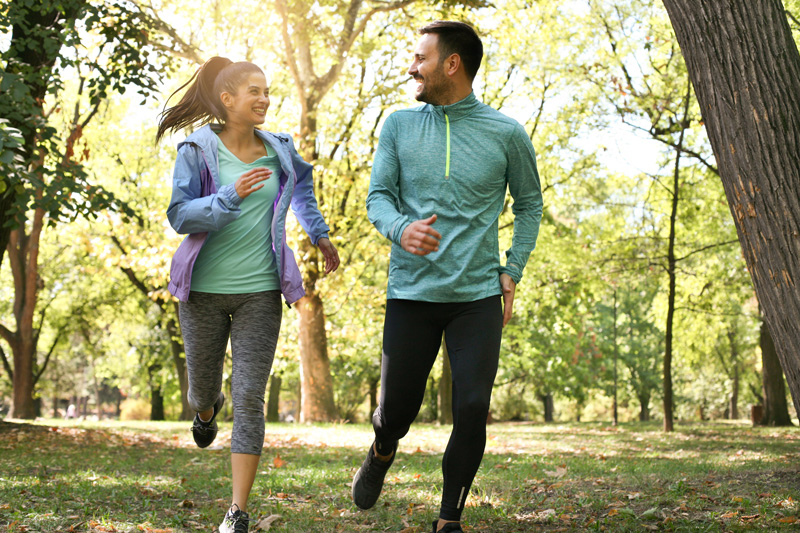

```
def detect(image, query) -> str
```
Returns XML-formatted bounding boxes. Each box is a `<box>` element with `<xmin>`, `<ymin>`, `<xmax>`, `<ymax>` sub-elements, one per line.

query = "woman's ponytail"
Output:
<box><xmin>156</xmin><ymin>56</ymin><xmax>233</xmax><ymax>143</ymax></box>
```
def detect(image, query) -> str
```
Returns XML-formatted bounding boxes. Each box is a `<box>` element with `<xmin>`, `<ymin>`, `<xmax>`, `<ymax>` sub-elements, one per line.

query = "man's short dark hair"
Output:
<box><xmin>419</xmin><ymin>21</ymin><xmax>483</xmax><ymax>81</ymax></box>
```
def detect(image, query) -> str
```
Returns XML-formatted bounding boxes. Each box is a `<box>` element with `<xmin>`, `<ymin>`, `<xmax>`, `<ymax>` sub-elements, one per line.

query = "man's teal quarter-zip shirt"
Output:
<box><xmin>367</xmin><ymin>92</ymin><xmax>543</xmax><ymax>302</ymax></box>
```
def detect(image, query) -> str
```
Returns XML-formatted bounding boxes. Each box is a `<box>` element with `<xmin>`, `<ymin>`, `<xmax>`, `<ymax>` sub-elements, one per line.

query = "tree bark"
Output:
<box><xmin>148</xmin><ymin>364</ymin><xmax>165</xmax><ymax>421</ymax></box>
<box><xmin>438</xmin><ymin>339</ymin><xmax>453</xmax><ymax>425</ymax></box>
<box><xmin>266</xmin><ymin>374</ymin><xmax>282</xmax><ymax>423</ymax></box>
<box><xmin>295</xmin><ymin>292</ymin><xmax>337</xmax><ymax>421</ymax></box>
<box><xmin>760</xmin><ymin>320</ymin><xmax>793</xmax><ymax>426</ymax></box>
<box><xmin>540</xmin><ymin>393</ymin><xmax>554</xmax><ymax>422</ymax></box>
<box><xmin>4</xmin><ymin>203</ymin><xmax>46</xmax><ymax>419</ymax></box>
<box><xmin>662</xmin><ymin>0</ymin><xmax>800</xmax><ymax>418</ymax></box>
<box><xmin>638</xmin><ymin>393</ymin><xmax>650</xmax><ymax>422</ymax></box>
<box><xmin>368</xmin><ymin>377</ymin><xmax>379</xmax><ymax>418</ymax></box>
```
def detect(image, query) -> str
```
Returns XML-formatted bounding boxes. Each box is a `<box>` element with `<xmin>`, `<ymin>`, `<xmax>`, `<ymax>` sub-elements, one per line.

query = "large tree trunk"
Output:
<box><xmin>760</xmin><ymin>320</ymin><xmax>793</xmax><ymax>426</ymax></box>
<box><xmin>276</xmin><ymin>0</ymin><xmax>418</xmax><ymax>423</ymax></box>
<box><xmin>266</xmin><ymin>374</ymin><xmax>281</xmax><ymax>423</ymax></box>
<box><xmin>438</xmin><ymin>339</ymin><xmax>453</xmax><ymax>425</ymax></box>
<box><xmin>638</xmin><ymin>392</ymin><xmax>651</xmax><ymax>422</ymax></box>
<box><xmin>540</xmin><ymin>393</ymin><xmax>554</xmax><ymax>422</ymax></box>
<box><xmin>4</xmin><ymin>206</ymin><xmax>46</xmax><ymax>419</ymax></box>
<box><xmin>9</xmin><ymin>337</ymin><xmax>36</xmax><ymax>419</ymax></box>
<box><xmin>296</xmin><ymin>292</ymin><xmax>337</xmax><ymax>421</ymax></box>
<box><xmin>148</xmin><ymin>364</ymin><xmax>165</xmax><ymax>421</ymax></box>
<box><xmin>291</xmin><ymin>100</ymin><xmax>338</xmax><ymax>422</ymax></box>
<box><xmin>662</xmin><ymin>0</ymin><xmax>800</xmax><ymax>418</ymax></box>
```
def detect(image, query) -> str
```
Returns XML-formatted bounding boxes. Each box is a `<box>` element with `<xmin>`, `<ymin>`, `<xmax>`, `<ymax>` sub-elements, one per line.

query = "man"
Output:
<box><xmin>352</xmin><ymin>20</ymin><xmax>543</xmax><ymax>533</ymax></box>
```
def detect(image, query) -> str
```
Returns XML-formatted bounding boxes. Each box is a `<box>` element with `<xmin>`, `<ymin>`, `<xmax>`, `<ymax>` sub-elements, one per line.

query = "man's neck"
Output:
<box><xmin>436</xmin><ymin>85</ymin><xmax>472</xmax><ymax>106</ymax></box>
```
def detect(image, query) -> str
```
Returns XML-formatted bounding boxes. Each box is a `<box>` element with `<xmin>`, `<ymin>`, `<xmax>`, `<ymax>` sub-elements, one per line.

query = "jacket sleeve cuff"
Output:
<box><xmin>312</xmin><ymin>233</ymin><xmax>329</xmax><ymax>246</ymax></box>
<box><xmin>499</xmin><ymin>265</ymin><xmax>523</xmax><ymax>285</ymax></box>
<box><xmin>220</xmin><ymin>183</ymin><xmax>244</xmax><ymax>207</ymax></box>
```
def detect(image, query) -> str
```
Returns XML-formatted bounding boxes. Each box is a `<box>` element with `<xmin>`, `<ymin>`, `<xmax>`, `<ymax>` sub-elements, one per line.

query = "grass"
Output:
<box><xmin>0</xmin><ymin>418</ymin><xmax>798</xmax><ymax>532</ymax></box>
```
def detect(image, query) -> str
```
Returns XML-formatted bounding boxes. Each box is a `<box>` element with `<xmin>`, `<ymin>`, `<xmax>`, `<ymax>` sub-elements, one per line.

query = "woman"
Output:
<box><xmin>157</xmin><ymin>57</ymin><xmax>339</xmax><ymax>533</ymax></box>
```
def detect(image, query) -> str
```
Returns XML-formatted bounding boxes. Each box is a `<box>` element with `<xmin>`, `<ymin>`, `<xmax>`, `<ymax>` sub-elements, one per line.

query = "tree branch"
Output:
<box><xmin>33</xmin><ymin>325</ymin><xmax>66</xmax><ymax>386</ymax></box>
<box><xmin>676</xmin><ymin>238</ymin><xmax>739</xmax><ymax>262</ymax></box>
<box><xmin>275</xmin><ymin>0</ymin><xmax>306</xmax><ymax>98</ymax></box>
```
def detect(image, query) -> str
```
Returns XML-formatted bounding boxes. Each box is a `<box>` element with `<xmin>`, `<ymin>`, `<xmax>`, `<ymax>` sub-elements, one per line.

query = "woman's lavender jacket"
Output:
<box><xmin>166</xmin><ymin>125</ymin><xmax>329</xmax><ymax>305</ymax></box>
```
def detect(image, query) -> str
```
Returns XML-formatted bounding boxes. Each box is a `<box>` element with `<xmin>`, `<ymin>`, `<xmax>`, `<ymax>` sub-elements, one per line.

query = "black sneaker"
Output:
<box><xmin>191</xmin><ymin>392</ymin><xmax>224</xmax><ymax>448</ymax></box>
<box><xmin>219</xmin><ymin>504</ymin><xmax>249</xmax><ymax>533</ymax></box>
<box><xmin>432</xmin><ymin>520</ymin><xmax>463</xmax><ymax>532</ymax></box>
<box><xmin>351</xmin><ymin>440</ymin><xmax>397</xmax><ymax>510</ymax></box>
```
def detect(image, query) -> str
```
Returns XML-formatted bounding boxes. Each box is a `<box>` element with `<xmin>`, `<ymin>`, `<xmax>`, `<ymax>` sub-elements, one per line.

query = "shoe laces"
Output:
<box><xmin>362</xmin><ymin>449</ymin><xmax>391</xmax><ymax>487</ymax></box>
<box><xmin>223</xmin><ymin>504</ymin><xmax>249</xmax><ymax>533</ymax></box>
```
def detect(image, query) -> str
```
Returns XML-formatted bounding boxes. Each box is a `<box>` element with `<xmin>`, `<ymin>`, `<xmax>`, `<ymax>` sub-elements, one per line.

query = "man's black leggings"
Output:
<box><xmin>372</xmin><ymin>296</ymin><xmax>503</xmax><ymax>521</ymax></box>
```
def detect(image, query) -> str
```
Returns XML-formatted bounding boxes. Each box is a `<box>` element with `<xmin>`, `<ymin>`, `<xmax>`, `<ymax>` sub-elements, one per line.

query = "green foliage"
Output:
<box><xmin>2</xmin><ymin>0</ymin><xmax>793</xmax><ymax>426</ymax></box>
<box><xmin>0</xmin><ymin>0</ymin><xmax>176</xmax><ymax>229</ymax></box>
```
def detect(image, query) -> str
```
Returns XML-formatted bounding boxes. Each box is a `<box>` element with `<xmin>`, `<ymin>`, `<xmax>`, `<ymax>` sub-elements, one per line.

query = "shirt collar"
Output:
<box><xmin>429</xmin><ymin>92</ymin><xmax>480</xmax><ymax>120</ymax></box>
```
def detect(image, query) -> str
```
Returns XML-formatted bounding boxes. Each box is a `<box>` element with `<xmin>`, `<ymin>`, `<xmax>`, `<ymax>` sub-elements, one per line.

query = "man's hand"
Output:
<box><xmin>500</xmin><ymin>273</ymin><xmax>516</xmax><ymax>327</ymax></box>
<box><xmin>317</xmin><ymin>238</ymin><xmax>340</xmax><ymax>274</ymax></box>
<box><xmin>400</xmin><ymin>214</ymin><xmax>442</xmax><ymax>256</ymax></box>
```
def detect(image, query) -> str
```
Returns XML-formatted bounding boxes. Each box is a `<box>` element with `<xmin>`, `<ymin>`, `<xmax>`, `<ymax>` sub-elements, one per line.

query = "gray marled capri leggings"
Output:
<box><xmin>179</xmin><ymin>290</ymin><xmax>282</xmax><ymax>455</ymax></box>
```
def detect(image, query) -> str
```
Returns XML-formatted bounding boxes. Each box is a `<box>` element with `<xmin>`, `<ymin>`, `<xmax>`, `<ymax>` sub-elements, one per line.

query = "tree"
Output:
<box><xmin>759</xmin><ymin>320</ymin><xmax>793</xmax><ymax>426</ymax></box>
<box><xmin>0</xmin><ymin>0</ymin><xmax>176</xmax><ymax>418</ymax></box>
<box><xmin>274</xmin><ymin>0</ymin><xmax>423</xmax><ymax>421</ymax></box>
<box><xmin>661</xmin><ymin>0</ymin><xmax>800</xmax><ymax>417</ymax></box>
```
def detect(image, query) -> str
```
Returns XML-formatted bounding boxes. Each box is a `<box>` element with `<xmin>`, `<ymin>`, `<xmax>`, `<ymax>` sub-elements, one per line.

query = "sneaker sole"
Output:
<box><xmin>352</xmin><ymin>466</ymin><xmax>376</xmax><ymax>510</ymax></box>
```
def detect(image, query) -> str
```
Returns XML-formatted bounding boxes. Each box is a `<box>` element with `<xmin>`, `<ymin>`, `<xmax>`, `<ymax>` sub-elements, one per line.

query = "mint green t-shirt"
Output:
<box><xmin>190</xmin><ymin>137</ymin><xmax>281</xmax><ymax>293</ymax></box>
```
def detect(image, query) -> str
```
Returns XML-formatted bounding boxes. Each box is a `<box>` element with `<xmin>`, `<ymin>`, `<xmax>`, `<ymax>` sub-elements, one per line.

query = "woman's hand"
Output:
<box><xmin>317</xmin><ymin>238</ymin><xmax>340</xmax><ymax>274</ymax></box>
<box><xmin>234</xmin><ymin>167</ymin><xmax>272</xmax><ymax>199</ymax></box>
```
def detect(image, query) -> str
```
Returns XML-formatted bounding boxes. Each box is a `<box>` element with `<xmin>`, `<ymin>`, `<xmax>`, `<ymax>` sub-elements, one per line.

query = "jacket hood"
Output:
<box><xmin>179</xmin><ymin>123</ymin><xmax>289</xmax><ymax>148</ymax></box>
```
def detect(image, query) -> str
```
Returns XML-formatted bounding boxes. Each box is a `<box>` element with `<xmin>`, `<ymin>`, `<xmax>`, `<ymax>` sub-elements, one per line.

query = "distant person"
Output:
<box><xmin>65</xmin><ymin>404</ymin><xmax>76</xmax><ymax>419</ymax></box>
<box><xmin>157</xmin><ymin>56</ymin><xmax>339</xmax><ymax>533</ymax></box>
<box><xmin>352</xmin><ymin>21</ymin><xmax>543</xmax><ymax>533</ymax></box>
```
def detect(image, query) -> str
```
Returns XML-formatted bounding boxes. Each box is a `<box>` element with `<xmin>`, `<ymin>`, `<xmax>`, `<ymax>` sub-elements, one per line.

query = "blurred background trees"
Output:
<box><xmin>0</xmin><ymin>0</ymin><xmax>796</xmax><ymax>428</ymax></box>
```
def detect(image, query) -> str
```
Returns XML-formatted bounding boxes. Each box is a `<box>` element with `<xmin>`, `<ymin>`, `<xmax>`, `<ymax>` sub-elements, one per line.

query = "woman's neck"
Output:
<box><xmin>217</xmin><ymin>121</ymin><xmax>258</xmax><ymax>151</ymax></box>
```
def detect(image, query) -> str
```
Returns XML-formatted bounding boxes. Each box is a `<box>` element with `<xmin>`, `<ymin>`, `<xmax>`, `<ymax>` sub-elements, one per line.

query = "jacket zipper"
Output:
<box><xmin>444</xmin><ymin>111</ymin><xmax>451</xmax><ymax>180</ymax></box>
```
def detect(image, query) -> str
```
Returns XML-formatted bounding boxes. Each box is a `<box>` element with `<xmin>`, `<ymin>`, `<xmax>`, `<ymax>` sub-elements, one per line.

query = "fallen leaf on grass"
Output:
<box><xmin>720</xmin><ymin>511</ymin><xmax>738</xmax><ymax>519</ymax></box>
<box><xmin>740</xmin><ymin>514</ymin><xmax>760</xmax><ymax>521</ymax></box>
<box><xmin>627</xmin><ymin>492</ymin><xmax>641</xmax><ymax>500</ymax></box>
<box><xmin>778</xmin><ymin>516</ymin><xmax>798</xmax><ymax>524</ymax></box>
<box><xmin>544</xmin><ymin>466</ymin><xmax>567</xmax><ymax>478</ymax></box>
<box><xmin>536</xmin><ymin>509</ymin><xmax>557</xmax><ymax>521</ymax></box>
<box><xmin>640</xmin><ymin>507</ymin><xmax>659</xmax><ymax>520</ymax></box>
<box><xmin>273</xmin><ymin>455</ymin><xmax>286</xmax><ymax>468</ymax></box>
<box><xmin>777</xmin><ymin>497</ymin><xmax>797</xmax><ymax>509</ymax></box>
<box><xmin>252</xmin><ymin>515</ymin><xmax>281</xmax><ymax>532</ymax></box>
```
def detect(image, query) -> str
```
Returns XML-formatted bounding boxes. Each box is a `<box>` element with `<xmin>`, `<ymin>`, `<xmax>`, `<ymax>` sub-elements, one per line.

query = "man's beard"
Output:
<box><xmin>414</xmin><ymin>70</ymin><xmax>448</xmax><ymax>105</ymax></box>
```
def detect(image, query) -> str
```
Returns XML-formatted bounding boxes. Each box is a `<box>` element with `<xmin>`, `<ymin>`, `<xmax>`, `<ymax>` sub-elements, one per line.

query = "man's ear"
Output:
<box><xmin>444</xmin><ymin>53</ymin><xmax>462</xmax><ymax>78</ymax></box>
